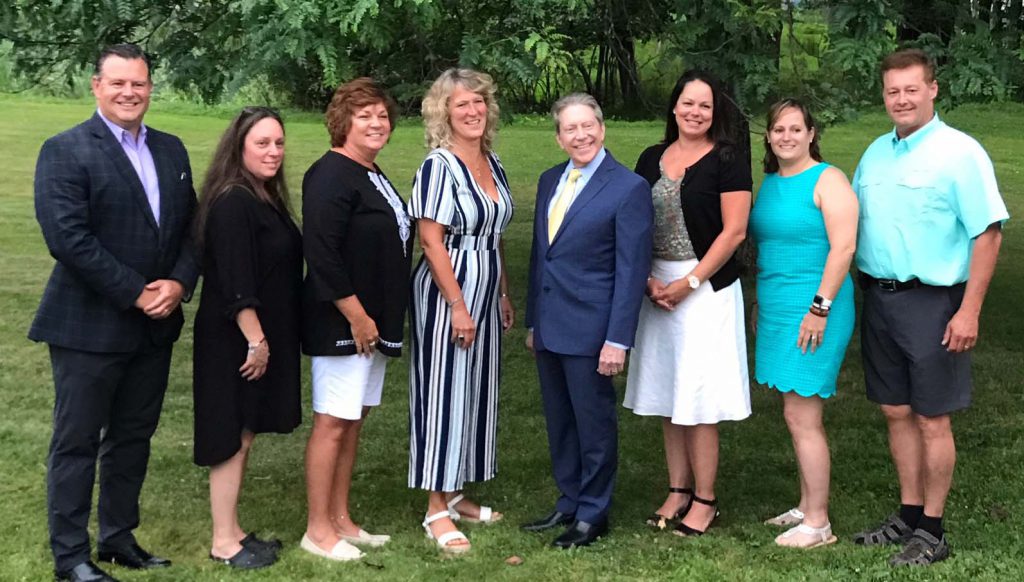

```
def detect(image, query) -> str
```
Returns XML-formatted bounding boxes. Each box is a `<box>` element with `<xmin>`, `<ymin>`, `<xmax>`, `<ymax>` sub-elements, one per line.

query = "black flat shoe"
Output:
<box><xmin>672</xmin><ymin>495</ymin><xmax>720</xmax><ymax>537</ymax></box>
<box><xmin>97</xmin><ymin>542</ymin><xmax>171</xmax><ymax>569</ymax></box>
<box><xmin>54</xmin><ymin>561</ymin><xmax>118</xmax><ymax>582</ymax></box>
<box><xmin>241</xmin><ymin>532</ymin><xmax>283</xmax><ymax>552</ymax></box>
<box><xmin>209</xmin><ymin>546</ymin><xmax>278</xmax><ymax>570</ymax></box>
<box><xmin>521</xmin><ymin>510</ymin><xmax>575</xmax><ymax>532</ymax></box>
<box><xmin>646</xmin><ymin>486</ymin><xmax>693</xmax><ymax>530</ymax></box>
<box><xmin>552</xmin><ymin>520</ymin><xmax>608</xmax><ymax>548</ymax></box>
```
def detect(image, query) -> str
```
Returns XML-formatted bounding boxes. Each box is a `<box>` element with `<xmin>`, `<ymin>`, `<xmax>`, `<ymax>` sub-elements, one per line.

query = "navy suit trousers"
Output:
<box><xmin>47</xmin><ymin>344</ymin><xmax>172</xmax><ymax>571</ymax></box>
<box><xmin>535</xmin><ymin>349</ymin><xmax>618</xmax><ymax>525</ymax></box>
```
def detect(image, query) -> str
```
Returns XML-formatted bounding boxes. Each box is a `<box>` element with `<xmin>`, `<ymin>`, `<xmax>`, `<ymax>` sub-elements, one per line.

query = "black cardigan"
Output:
<box><xmin>634</xmin><ymin>142</ymin><xmax>752</xmax><ymax>291</ymax></box>
<box><xmin>301</xmin><ymin>151</ymin><xmax>413</xmax><ymax>357</ymax></box>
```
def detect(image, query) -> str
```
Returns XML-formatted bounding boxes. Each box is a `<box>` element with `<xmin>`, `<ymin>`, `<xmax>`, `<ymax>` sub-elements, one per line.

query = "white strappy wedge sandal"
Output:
<box><xmin>774</xmin><ymin>522</ymin><xmax>838</xmax><ymax>549</ymax></box>
<box><xmin>446</xmin><ymin>493</ymin><xmax>502</xmax><ymax>524</ymax></box>
<box><xmin>423</xmin><ymin>511</ymin><xmax>470</xmax><ymax>555</ymax></box>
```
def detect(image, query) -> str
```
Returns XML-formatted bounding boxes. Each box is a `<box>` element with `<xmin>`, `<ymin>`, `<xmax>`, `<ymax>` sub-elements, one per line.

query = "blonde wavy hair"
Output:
<box><xmin>422</xmin><ymin>68</ymin><xmax>500</xmax><ymax>152</ymax></box>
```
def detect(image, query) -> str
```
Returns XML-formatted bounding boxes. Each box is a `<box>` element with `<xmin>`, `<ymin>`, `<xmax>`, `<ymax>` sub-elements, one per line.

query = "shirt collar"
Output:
<box><xmin>890</xmin><ymin>114</ymin><xmax>941</xmax><ymax>152</ymax></box>
<box><xmin>563</xmin><ymin>147</ymin><xmax>607</xmax><ymax>181</ymax></box>
<box><xmin>97</xmin><ymin>109</ymin><xmax>148</xmax><ymax>145</ymax></box>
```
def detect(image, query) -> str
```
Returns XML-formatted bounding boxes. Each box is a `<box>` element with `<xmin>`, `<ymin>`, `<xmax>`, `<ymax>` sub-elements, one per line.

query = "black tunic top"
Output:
<box><xmin>634</xmin><ymin>142</ymin><xmax>752</xmax><ymax>291</ymax></box>
<box><xmin>192</xmin><ymin>186</ymin><xmax>303</xmax><ymax>467</ymax></box>
<box><xmin>301</xmin><ymin>151</ymin><xmax>413</xmax><ymax>357</ymax></box>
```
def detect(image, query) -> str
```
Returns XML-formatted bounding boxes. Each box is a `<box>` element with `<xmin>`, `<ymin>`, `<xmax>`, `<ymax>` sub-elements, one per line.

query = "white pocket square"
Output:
<box><xmin>180</xmin><ymin>171</ymin><xmax>187</xmax><ymax>180</ymax></box>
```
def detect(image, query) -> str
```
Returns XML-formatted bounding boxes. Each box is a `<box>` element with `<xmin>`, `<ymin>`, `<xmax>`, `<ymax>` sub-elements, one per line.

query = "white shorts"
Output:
<box><xmin>311</xmin><ymin>352</ymin><xmax>387</xmax><ymax>420</ymax></box>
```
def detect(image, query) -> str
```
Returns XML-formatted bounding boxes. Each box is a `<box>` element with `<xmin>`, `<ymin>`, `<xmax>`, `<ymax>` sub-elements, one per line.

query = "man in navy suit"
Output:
<box><xmin>29</xmin><ymin>44</ymin><xmax>198</xmax><ymax>582</ymax></box>
<box><xmin>522</xmin><ymin>93</ymin><xmax>653</xmax><ymax>548</ymax></box>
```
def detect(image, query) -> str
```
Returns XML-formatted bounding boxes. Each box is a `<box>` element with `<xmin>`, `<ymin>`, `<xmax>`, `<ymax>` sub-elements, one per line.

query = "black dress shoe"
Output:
<box><xmin>55</xmin><ymin>561</ymin><xmax>119</xmax><ymax>582</ymax></box>
<box><xmin>552</xmin><ymin>520</ymin><xmax>608</xmax><ymax>548</ymax></box>
<box><xmin>521</xmin><ymin>510</ymin><xmax>575</xmax><ymax>532</ymax></box>
<box><xmin>97</xmin><ymin>542</ymin><xmax>171</xmax><ymax>569</ymax></box>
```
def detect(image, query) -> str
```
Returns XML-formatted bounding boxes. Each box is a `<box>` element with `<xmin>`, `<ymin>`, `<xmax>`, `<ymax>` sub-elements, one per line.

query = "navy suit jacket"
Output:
<box><xmin>525</xmin><ymin>151</ymin><xmax>653</xmax><ymax>356</ymax></box>
<box><xmin>29</xmin><ymin>113</ymin><xmax>199</xmax><ymax>352</ymax></box>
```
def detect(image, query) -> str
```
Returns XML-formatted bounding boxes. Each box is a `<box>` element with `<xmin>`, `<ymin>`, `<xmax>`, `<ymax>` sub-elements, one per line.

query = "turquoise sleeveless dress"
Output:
<box><xmin>749</xmin><ymin>163</ymin><xmax>854</xmax><ymax>398</ymax></box>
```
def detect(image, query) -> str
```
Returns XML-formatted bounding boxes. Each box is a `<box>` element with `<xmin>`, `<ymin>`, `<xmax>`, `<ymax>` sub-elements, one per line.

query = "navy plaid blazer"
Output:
<box><xmin>28</xmin><ymin>113</ymin><xmax>200</xmax><ymax>352</ymax></box>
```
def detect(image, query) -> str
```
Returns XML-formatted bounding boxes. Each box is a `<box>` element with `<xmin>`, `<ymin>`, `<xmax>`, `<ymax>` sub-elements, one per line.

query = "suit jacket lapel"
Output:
<box><xmin>89</xmin><ymin>115</ymin><xmax>159</xmax><ymax>233</ymax></box>
<box><xmin>539</xmin><ymin>162</ymin><xmax>568</xmax><ymax>253</ymax></box>
<box><xmin>147</xmin><ymin>131</ymin><xmax>177</xmax><ymax>236</ymax></box>
<box><xmin>549</xmin><ymin>155</ymin><xmax>615</xmax><ymax>247</ymax></box>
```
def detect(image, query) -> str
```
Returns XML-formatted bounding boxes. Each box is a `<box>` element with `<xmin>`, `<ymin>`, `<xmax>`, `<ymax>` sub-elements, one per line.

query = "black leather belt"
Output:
<box><xmin>859</xmin><ymin>272</ymin><xmax>922</xmax><ymax>292</ymax></box>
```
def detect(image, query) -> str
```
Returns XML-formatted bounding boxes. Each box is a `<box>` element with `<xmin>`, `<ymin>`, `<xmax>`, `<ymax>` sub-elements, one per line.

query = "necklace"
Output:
<box><xmin>453</xmin><ymin>147</ymin><xmax>490</xmax><ymax>184</ymax></box>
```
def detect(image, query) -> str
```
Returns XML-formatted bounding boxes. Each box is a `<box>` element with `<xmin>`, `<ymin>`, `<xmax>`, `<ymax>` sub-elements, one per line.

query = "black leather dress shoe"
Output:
<box><xmin>97</xmin><ymin>542</ymin><xmax>171</xmax><ymax>569</ymax></box>
<box><xmin>552</xmin><ymin>520</ymin><xmax>608</xmax><ymax>549</ymax></box>
<box><xmin>521</xmin><ymin>510</ymin><xmax>575</xmax><ymax>532</ymax></box>
<box><xmin>54</xmin><ymin>561</ymin><xmax>119</xmax><ymax>582</ymax></box>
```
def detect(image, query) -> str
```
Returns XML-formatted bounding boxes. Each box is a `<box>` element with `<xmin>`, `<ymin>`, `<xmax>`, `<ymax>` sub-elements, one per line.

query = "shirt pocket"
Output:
<box><xmin>896</xmin><ymin>171</ymin><xmax>949</xmax><ymax>214</ymax></box>
<box><xmin>856</xmin><ymin>177</ymin><xmax>884</xmax><ymax>218</ymax></box>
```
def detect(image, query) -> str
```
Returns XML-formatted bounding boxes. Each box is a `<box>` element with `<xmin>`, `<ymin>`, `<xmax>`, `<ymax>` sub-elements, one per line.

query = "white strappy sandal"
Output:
<box><xmin>423</xmin><ymin>511</ymin><xmax>470</xmax><ymax>554</ymax></box>
<box><xmin>764</xmin><ymin>507</ymin><xmax>805</xmax><ymax>526</ymax></box>
<box><xmin>446</xmin><ymin>493</ymin><xmax>502</xmax><ymax>524</ymax></box>
<box><xmin>774</xmin><ymin>522</ymin><xmax>838</xmax><ymax>549</ymax></box>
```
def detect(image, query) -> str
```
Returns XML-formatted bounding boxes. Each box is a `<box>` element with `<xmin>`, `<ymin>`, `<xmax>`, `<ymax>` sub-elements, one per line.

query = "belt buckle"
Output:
<box><xmin>878</xmin><ymin>279</ymin><xmax>899</xmax><ymax>292</ymax></box>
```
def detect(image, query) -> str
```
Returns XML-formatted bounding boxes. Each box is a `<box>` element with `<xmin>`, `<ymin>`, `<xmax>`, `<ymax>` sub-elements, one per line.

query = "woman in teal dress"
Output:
<box><xmin>749</xmin><ymin>99</ymin><xmax>859</xmax><ymax>549</ymax></box>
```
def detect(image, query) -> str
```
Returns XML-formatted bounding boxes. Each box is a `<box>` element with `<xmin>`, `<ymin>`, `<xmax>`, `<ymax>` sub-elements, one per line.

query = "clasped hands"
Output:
<box><xmin>646</xmin><ymin>277</ymin><xmax>692</xmax><ymax>310</ymax></box>
<box><xmin>135</xmin><ymin>279</ymin><xmax>185</xmax><ymax>319</ymax></box>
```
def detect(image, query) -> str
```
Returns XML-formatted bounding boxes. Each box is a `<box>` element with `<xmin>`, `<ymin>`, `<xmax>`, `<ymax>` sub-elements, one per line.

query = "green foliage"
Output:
<box><xmin>2</xmin><ymin>1</ymin><xmax>1023</xmax><ymax>116</ymax></box>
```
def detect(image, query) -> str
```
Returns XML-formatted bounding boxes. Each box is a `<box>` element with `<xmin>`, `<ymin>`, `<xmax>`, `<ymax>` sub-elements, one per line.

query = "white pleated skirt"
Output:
<box><xmin>624</xmin><ymin>258</ymin><xmax>751</xmax><ymax>425</ymax></box>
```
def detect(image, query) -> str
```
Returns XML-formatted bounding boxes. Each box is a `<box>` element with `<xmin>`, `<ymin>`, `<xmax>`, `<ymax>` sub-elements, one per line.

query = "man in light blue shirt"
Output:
<box><xmin>851</xmin><ymin>49</ymin><xmax>1008</xmax><ymax>567</ymax></box>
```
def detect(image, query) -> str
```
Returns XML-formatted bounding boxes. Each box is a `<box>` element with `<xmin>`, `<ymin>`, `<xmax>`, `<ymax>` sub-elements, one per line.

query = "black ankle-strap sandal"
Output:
<box><xmin>672</xmin><ymin>495</ymin><xmax>720</xmax><ymax>537</ymax></box>
<box><xmin>645</xmin><ymin>487</ymin><xmax>693</xmax><ymax>530</ymax></box>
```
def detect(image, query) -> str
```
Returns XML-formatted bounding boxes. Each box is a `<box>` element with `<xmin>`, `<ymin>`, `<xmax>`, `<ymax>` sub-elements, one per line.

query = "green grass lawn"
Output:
<box><xmin>1</xmin><ymin>94</ymin><xmax>1021</xmax><ymax>581</ymax></box>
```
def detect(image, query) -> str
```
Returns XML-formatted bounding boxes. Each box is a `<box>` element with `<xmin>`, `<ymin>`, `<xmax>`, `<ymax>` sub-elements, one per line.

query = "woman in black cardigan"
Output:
<box><xmin>623</xmin><ymin>70</ymin><xmax>752</xmax><ymax>537</ymax></box>
<box><xmin>300</xmin><ymin>79</ymin><xmax>412</xmax><ymax>561</ymax></box>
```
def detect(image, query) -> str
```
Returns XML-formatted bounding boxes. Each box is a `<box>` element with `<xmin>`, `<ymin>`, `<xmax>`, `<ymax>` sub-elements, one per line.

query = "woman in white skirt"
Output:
<box><xmin>625</xmin><ymin>69</ymin><xmax>752</xmax><ymax>536</ymax></box>
<box><xmin>300</xmin><ymin>79</ymin><xmax>413</xmax><ymax>561</ymax></box>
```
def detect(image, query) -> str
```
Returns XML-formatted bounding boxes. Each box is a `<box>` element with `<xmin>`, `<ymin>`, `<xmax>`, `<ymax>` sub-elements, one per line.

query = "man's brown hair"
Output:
<box><xmin>881</xmin><ymin>49</ymin><xmax>936</xmax><ymax>83</ymax></box>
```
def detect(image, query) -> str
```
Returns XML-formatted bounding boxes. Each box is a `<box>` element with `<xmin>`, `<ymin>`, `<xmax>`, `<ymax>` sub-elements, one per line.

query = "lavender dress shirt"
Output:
<box><xmin>97</xmin><ymin>110</ymin><xmax>161</xmax><ymax>225</ymax></box>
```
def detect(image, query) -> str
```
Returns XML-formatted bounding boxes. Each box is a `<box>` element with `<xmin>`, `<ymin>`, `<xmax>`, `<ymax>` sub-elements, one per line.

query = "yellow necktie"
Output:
<box><xmin>548</xmin><ymin>169</ymin><xmax>582</xmax><ymax>242</ymax></box>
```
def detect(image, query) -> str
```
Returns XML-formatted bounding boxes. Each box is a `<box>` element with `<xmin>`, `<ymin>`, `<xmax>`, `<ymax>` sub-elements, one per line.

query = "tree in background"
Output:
<box><xmin>1</xmin><ymin>0</ymin><xmax>1021</xmax><ymax>118</ymax></box>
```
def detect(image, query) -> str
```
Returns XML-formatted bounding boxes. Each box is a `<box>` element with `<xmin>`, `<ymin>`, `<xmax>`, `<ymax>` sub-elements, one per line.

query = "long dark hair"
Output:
<box><xmin>194</xmin><ymin>106</ymin><xmax>291</xmax><ymax>252</ymax></box>
<box><xmin>762</xmin><ymin>98</ymin><xmax>823</xmax><ymax>174</ymax></box>
<box><xmin>663</xmin><ymin>70</ymin><xmax>740</xmax><ymax>157</ymax></box>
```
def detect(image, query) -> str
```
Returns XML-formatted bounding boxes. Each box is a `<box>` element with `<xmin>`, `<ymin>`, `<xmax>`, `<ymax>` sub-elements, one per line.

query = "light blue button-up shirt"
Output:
<box><xmin>97</xmin><ymin>109</ymin><xmax>161</xmax><ymax>225</ymax></box>
<box><xmin>853</xmin><ymin>115</ymin><xmax>1009</xmax><ymax>286</ymax></box>
<box><xmin>548</xmin><ymin>146</ymin><xmax>607</xmax><ymax>215</ymax></box>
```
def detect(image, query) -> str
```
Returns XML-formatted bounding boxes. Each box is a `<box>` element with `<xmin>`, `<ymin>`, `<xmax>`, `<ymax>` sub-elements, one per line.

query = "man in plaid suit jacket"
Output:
<box><xmin>29</xmin><ymin>44</ymin><xmax>199</xmax><ymax>582</ymax></box>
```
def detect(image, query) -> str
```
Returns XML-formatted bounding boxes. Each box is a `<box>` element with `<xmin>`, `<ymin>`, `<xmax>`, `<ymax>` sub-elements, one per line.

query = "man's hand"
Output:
<box><xmin>942</xmin><ymin>308</ymin><xmax>979</xmax><ymax>352</ymax></box>
<box><xmin>597</xmin><ymin>344</ymin><xmax>626</xmax><ymax>376</ymax></box>
<box><xmin>525</xmin><ymin>329</ymin><xmax>535</xmax><ymax>356</ymax></box>
<box><xmin>139</xmin><ymin>279</ymin><xmax>185</xmax><ymax>319</ymax></box>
